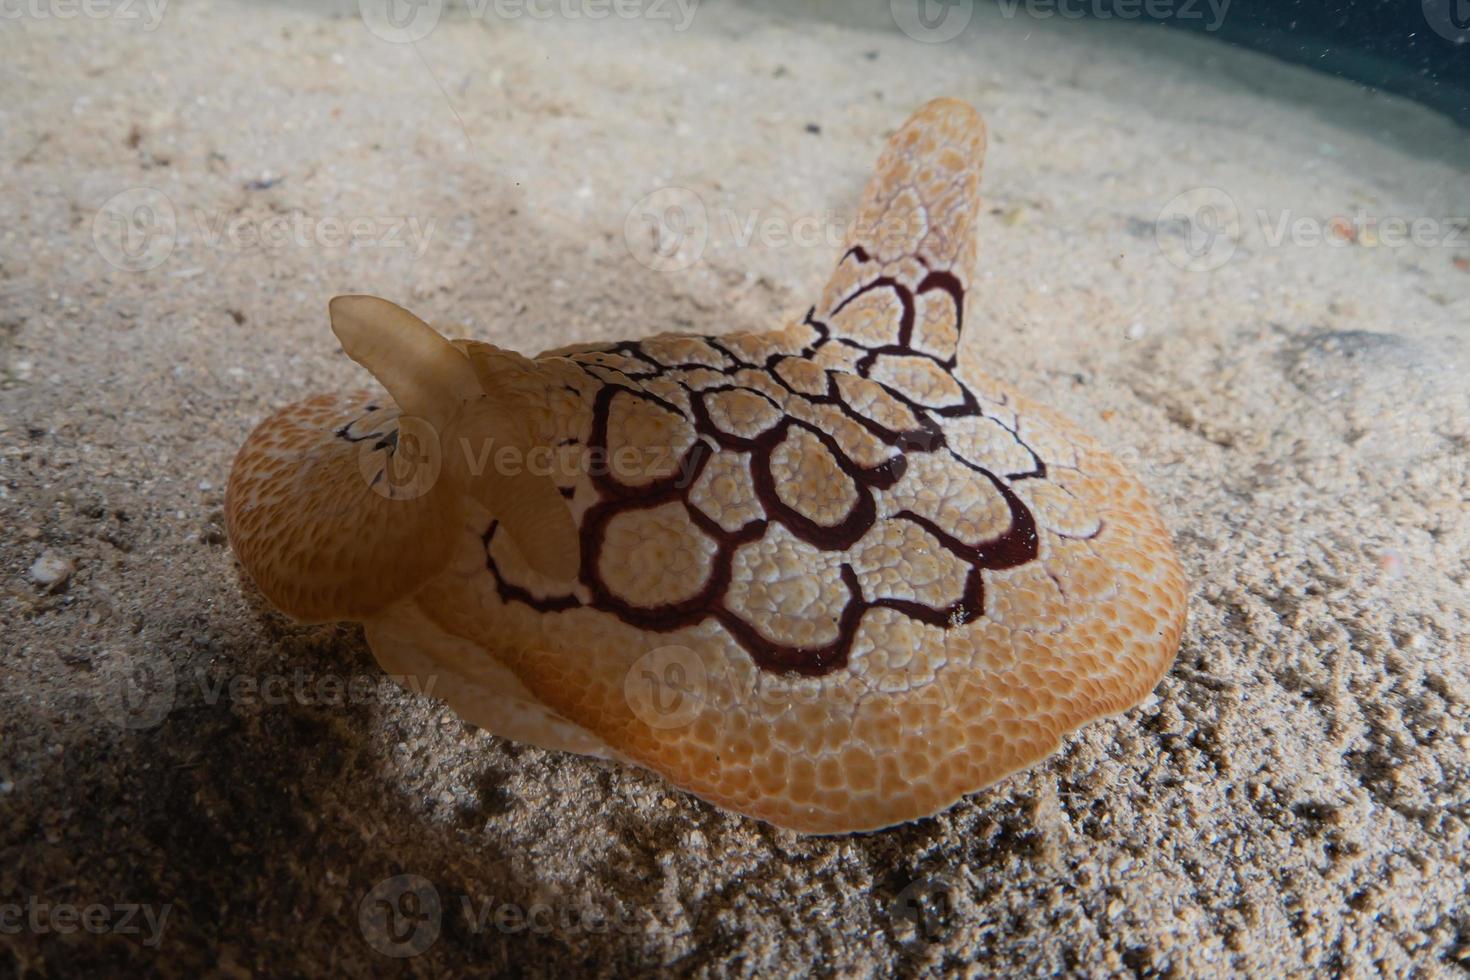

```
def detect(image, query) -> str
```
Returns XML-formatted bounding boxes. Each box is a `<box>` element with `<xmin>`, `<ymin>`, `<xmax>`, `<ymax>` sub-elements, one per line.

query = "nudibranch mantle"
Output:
<box><xmin>226</xmin><ymin>99</ymin><xmax>1188</xmax><ymax>833</ymax></box>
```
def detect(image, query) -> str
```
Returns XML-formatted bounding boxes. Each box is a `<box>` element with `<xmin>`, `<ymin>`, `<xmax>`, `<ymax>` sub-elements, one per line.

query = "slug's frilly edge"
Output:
<box><xmin>225</xmin><ymin>99</ymin><xmax>1188</xmax><ymax>834</ymax></box>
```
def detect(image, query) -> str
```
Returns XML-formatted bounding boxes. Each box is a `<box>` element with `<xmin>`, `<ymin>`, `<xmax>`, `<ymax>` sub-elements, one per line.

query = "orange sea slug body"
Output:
<box><xmin>226</xmin><ymin>99</ymin><xmax>1188</xmax><ymax>833</ymax></box>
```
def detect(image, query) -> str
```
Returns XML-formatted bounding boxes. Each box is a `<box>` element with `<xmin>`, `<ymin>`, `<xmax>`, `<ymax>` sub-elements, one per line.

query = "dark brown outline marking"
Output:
<box><xmin>480</xmin><ymin>257</ymin><xmax>1070</xmax><ymax>676</ymax></box>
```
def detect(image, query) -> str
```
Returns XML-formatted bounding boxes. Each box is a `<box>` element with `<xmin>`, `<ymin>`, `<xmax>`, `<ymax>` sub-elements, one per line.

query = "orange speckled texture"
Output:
<box><xmin>225</xmin><ymin>100</ymin><xmax>1188</xmax><ymax>833</ymax></box>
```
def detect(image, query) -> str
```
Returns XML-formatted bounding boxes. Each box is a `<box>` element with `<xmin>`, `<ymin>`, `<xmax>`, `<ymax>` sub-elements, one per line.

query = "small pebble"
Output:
<box><xmin>29</xmin><ymin>551</ymin><xmax>74</xmax><ymax>590</ymax></box>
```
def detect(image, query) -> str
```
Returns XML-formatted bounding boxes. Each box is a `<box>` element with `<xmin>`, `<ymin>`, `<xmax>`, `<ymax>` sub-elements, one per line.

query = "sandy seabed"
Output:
<box><xmin>2</xmin><ymin>0</ymin><xmax>1468</xmax><ymax>975</ymax></box>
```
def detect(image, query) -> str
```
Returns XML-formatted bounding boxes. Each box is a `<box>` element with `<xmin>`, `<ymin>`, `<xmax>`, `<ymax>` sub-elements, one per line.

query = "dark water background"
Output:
<box><xmin>756</xmin><ymin>1</ymin><xmax>1469</xmax><ymax>128</ymax></box>
<box><xmin>1052</xmin><ymin>0</ymin><xmax>1469</xmax><ymax>126</ymax></box>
